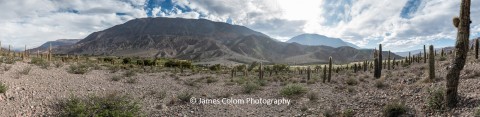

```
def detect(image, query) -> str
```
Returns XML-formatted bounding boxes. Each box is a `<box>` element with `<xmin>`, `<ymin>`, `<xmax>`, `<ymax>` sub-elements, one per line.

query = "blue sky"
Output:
<box><xmin>0</xmin><ymin>0</ymin><xmax>479</xmax><ymax>52</ymax></box>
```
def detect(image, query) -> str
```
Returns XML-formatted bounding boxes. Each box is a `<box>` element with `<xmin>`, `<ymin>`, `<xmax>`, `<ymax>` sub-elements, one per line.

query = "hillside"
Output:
<box><xmin>54</xmin><ymin>17</ymin><xmax>400</xmax><ymax>64</ymax></box>
<box><xmin>286</xmin><ymin>34</ymin><xmax>360</xmax><ymax>49</ymax></box>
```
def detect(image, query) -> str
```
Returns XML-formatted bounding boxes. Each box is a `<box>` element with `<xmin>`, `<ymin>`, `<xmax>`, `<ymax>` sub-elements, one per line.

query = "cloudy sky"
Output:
<box><xmin>1</xmin><ymin>0</ymin><xmax>479</xmax><ymax>52</ymax></box>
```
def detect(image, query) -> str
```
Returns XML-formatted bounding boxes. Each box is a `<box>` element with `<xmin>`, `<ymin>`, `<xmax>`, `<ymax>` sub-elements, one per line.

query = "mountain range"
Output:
<box><xmin>286</xmin><ymin>34</ymin><xmax>360</xmax><ymax>49</ymax></box>
<box><xmin>38</xmin><ymin>17</ymin><xmax>401</xmax><ymax>64</ymax></box>
<box><xmin>29</xmin><ymin>39</ymin><xmax>81</xmax><ymax>53</ymax></box>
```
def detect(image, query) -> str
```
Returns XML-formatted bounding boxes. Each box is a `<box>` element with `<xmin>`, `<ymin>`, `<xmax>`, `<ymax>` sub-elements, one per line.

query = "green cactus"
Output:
<box><xmin>328</xmin><ymin>57</ymin><xmax>332</xmax><ymax>82</ymax></box>
<box><xmin>379</xmin><ymin>44</ymin><xmax>383</xmax><ymax>69</ymax></box>
<box><xmin>476</xmin><ymin>39</ymin><xmax>479</xmax><ymax>59</ymax></box>
<box><xmin>259</xmin><ymin>62</ymin><xmax>263</xmax><ymax>79</ymax></box>
<box><xmin>323</xmin><ymin>65</ymin><xmax>327</xmax><ymax>83</ymax></box>
<box><xmin>374</xmin><ymin>57</ymin><xmax>380</xmax><ymax>78</ymax></box>
<box><xmin>446</xmin><ymin>0</ymin><xmax>471</xmax><ymax>108</ymax></box>
<box><xmin>429</xmin><ymin>45</ymin><xmax>435</xmax><ymax>80</ymax></box>
<box><xmin>307</xmin><ymin>66</ymin><xmax>311</xmax><ymax>81</ymax></box>
<box><xmin>388</xmin><ymin>51</ymin><xmax>391</xmax><ymax>70</ymax></box>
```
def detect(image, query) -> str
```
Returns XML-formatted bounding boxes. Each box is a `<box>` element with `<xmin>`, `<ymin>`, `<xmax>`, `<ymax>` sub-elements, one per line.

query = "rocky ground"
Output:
<box><xmin>0</xmin><ymin>54</ymin><xmax>480</xmax><ymax>117</ymax></box>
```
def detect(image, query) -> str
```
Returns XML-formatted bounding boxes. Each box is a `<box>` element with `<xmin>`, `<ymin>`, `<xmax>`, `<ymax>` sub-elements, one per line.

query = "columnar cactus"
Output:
<box><xmin>388</xmin><ymin>51</ymin><xmax>391</xmax><ymax>70</ymax></box>
<box><xmin>374</xmin><ymin>57</ymin><xmax>380</xmax><ymax>78</ymax></box>
<box><xmin>307</xmin><ymin>66</ymin><xmax>311</xmax><ymax>81</ymax></box>
<box><xmin>446</xmin><ymin>0</ymin><xmax>470</xmax><ymax>108</ymax></box>
<box><xmin>353</xmin><ymin>63</ymin><xmax>357</xmax><ymax>73</ymax></box>
<box><xmin>48</xmin><ymin>43</ymin><xmax>52</xmax><ymax>61</ymax></box>
<box><xmin>476</xmin><ymin>39</ymin><xmax>479</xmax><ymax>59</ymax></box>
<box><xmin>392</xmin><ymin>57</ymin><xmax>396</xmax><ymax>69</ymax></box>
<box><xmin>259</xmin><ymin>62</ymin><xmax>263</xmax><ymax>79</ymax></box>
<box><xmin>323</xmin><ymin>65</ymin><xmax>327</xmax><ymax>83</ymax></box>
<box><xmin>441</xmin><ymin>48</ymin><xmax>445</xmax><ymax>57</ymax></box>
<box><xmin>328</xmin><ymin>56</ymin><xmax>332</xmax><ymax>82</ymax></box>
<box><xmin>424</xmin><ymin>45</ymin><xmax>427</xmax><ymax>63</ymax></box>
<box><xmin>429</xmin><ymin>45</ymin><xmax>435</xmax><ymax>80</ymax></box>
<box><xmin>379</xmin><ymin>44</ymin><xmax>383</xmax><ymax>69</ymax></box>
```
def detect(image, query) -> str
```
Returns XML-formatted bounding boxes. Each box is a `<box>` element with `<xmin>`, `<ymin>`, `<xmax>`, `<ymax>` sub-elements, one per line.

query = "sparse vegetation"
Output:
<box><xmin>280</xmin><ymin>84</ymin><xmax>307</xmax><ymax>97</ymax></box>
<box><xmin>243</xmin><ymin>82</ymin><xmax>260</xmax><ymax>94</ymax></box>
<box><xmin>18</xmin><ymin>66</ymin><xmax>32</xmax><ymax>75</ymax></box>
<box><xmin>0</xmin><ymin>82</ymin><xmax>7</xmax><ymax>93</ymax></box>
<box><xmin>427</xmin><ymin>88</ymin><xmax>445</xmax><ymax>112</ymax></box>
<box><xmin>177</xmin><ymin>91</ymin><xmax>193</xmax><ymax>103</ymax></box>
<box><xmin>342</xmin><ymin>109</ymin><xmax>355</xmax><ymax>117</ymax></box>
<box><xmin>345</xmin><ymin>78</ymin><xmax>358</xmax><ymax>86</ymax></box>
<box><xmin>307</xmin><ymin>92</ymin><xmax>318</xmax><ymax>101</ymax></box>
<box><xmin>383</xmin><ymin>102</ymin><xmax>408</xmax><ymax>117</ymax></box>
<box><xmin>60</xmin><ymin>93</ymin><xmax>141</xmax><ymax>117</ymax></box>
<box><xmin>110</xmin><ymin>75</ymin><xmax>123</xmax><ymax>82</ymax></box>
<box><xmin>67</xmin><ymin>63</ymin><xmax>91</xmax><ymax>74</ymax></box>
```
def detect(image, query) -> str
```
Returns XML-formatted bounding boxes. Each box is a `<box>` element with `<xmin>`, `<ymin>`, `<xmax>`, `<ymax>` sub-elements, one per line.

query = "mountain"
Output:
<box><xmin>29</xmin><ymin>39</ymin><xmax>81</xmax><ymax>53</ymax></box>
<box><xmin>55</xmin><ymin>17</ymin><xmax>401</xmax><ymax>64</ymax></box>
<box><xmin>286</xmin><ymin>34</ymin><xmax>360</xmax><ymax>49</ymax></box>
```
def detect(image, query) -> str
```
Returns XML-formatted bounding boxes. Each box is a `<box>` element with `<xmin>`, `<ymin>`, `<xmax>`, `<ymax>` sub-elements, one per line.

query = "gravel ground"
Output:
<box><xmin>0</xmin><ymin>54</ymin><xmax>480</xmax><ymax>116</ymax></box>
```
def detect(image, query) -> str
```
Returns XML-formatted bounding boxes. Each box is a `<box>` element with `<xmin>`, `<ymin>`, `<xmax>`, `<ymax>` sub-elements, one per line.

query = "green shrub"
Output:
<box><xmin>383</xmin><ymin>102</ymin><xmax>407</xmax><ymax>117</ymax></box>
<box><xmin>0</xmin><ymin>82</ymin><xmax>7</xmax><ymax>93</ymax></box>
<box><xmin>60</xmin><ymin>93</ymin><xmax>141</xmax><ymax>117</ymax></box>
<box><xmin>346</xmin><ymin>78</ymin><xmax>358</xmax><ymax>86</ymax></box>
<box><xmin>280</xmin><ymin>84</ymin><xmax>307</xmax><ymax>97</ymax></box>
<box><xmin>427</xmin><ymin>88</ymin><xmax>445</xmax><ymax>112</ymax></box>
<box><xmin>30</xmin><ymin>57</ymin><xmax>49</xmax><ymax>69</ymax></box>
<box><xmin>209</xmin><ymin>64</ymin><xmax>221</xmax><ymax>71</ymax></box>
<box><xmin>67</xmin><ymin>63</ymin><xmax>91</xmax><ymax>74</ymax></box>
<box><xmin>177</xmin><ymin>91</ymin><xmax>193</xmax><ymax>103</ymax></box>
<box><xmin>475</xmin><ymin>106</ymin><xmax>480</xmax><ymax>117</ymax></box>
<box><xmin>307</xmin><ymin>92</ymin><xmax>318</xmax><ymax>101</ymax></box>
<box><xmin>342</xmin><ymin>109</ymin><xmax>355</xmax><ymax>117</ymax></box>
<box><xmin>123</xmin><ymin>70</ymin><xmax>137</xmax><ymax>77</ymax></box>
<box><xmin>122</xmin><ymin>58</ymin><xmax>132</xmax><ymax>64</ymax></box>
<box><xmin>243</xmin><ymin>82</ymin><xmax>260</xmax><ymax>94</ymax></box>
<box><xmin>164</xmin><ymin>60</ymin><xmax>192</xmax><ymax>69</ymax></box>
<box><xmin>125</xmin><ymin>78</ymin><xmax>137</xmax><ymax>84</ymax></box>
<box><xmin>110</xmin><ymin>75</ymin><xmax>123</xmax><ymax>82</ymax></box>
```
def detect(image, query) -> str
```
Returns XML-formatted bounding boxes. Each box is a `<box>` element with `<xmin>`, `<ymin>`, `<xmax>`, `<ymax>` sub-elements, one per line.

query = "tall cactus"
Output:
<box><xmin>379</xmin><ymin>44</ymin><xmax>383</xmax><ymax>69</ymax></box>
<box><xmin>374</xmin><ymin>57</ymin><xmax>380</xmax><ymax>78</ymax></box>
<box><xmin>323</xmin><ymin>65</ymin><xmax>327</xmax><ymax>83</ymax></box>
<box><xmin>259</xmin><ymin>62</ymin><xmax>263</xmax><ymax>79</ymax></box>
<box><xmin>429</xmin><ymin>45</ymin><xmax>435</xmax><ymax>80</ymax></box>
<box><xmin>307</xmin><ymin>66</ymin><xmax>311</xmax><ymax>81</ymax></box>
<box><xmin>446</xmin><ymin>0</ymin><xmax>470</xmax><ymax>108</ymax></box>
<box><xmin>424</xmin><ymin>45</ymin><xmax>427</xmax><ymax>63</ymax></box>
<box><xmin>388</xmin><ymin>51</ymin><xmax>391</xmax><ymax>70</ymax></box>
<box><xmin>475</xmin><ymin>39</ymin><xmax>479</xmax><ymax>59</ymax></box>
<box><xmin>328</xmin><ymin>56</ymin><xmax>332</xmax><ymax>82</ymax></box>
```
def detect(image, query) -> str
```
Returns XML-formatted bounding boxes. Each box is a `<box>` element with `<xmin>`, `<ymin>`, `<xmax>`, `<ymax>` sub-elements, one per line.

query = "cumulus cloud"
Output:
<box><xmin>1</xmin><ymin>0</ymin><xmax>479</xmax><ymax>52</ymax></box>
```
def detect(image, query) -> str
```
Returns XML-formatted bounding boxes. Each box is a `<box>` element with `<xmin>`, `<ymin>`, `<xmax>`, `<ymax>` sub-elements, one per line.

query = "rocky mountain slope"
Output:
<box><xmin>286</xmin><ymin>34</ymin><xmax>360</xmax><ymax>49</ymax></box>
<box><xmin>29</xmin><ymin>39</ymin><xmax>81</xmax><ymax>53</ymax></box>
<box><xmin>54</xmin><ymin>17</ymin><xmax>401</xmax><ymax>64</ymax></box>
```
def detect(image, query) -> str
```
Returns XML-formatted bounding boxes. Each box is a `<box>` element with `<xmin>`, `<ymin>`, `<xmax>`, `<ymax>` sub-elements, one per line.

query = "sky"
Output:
<box><xmin>1</xmin><ymin>0</ymin><xmax>479</xmax><ymax>52</ymax></box>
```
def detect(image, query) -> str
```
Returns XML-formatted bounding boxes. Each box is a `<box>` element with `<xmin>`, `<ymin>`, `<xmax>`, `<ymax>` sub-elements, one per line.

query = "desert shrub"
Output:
<box><xmin>122</xmin><ymin>57</ymin><xmax>132</xmax><ymax>64</ymax></box>
<box><xmin>383</xmin><ymin>102</ymin><xmax>407</xmax><ymax>117</ymax></box>
<box><xmin>110</xmin><ymin>75</ymin><xmax>123</xmax><ymax>82</ymax></box>
<box><xmin>280</xmin><ymin>84</ymin><xmax>307</xmax><ymax>97</ymax></box>
<box><xmin>123</xmin><ymin>70</ymin><xmax>137</xmax><ymax>77</ymax></box>
<box><xmin>346</xmin><ymin>78</ymin><xmax>358</xmax><ymax>86</ymax></box>
<box><xmin>427</xmin><ymin>88</ymin><xmax>445</xmax><ymax>112</ymax></box>
<box><xmin>108</xmin><ymin>65</ymin><xmax>121</xmax><ymax>73</ymax></box>
<box><xmin>103</xmin><ymin>57</ymin><xmax>115</xmax><ymax>63</ymax></box>
<box><xmin>18</xmin><ymin>67</ymin><xmax>32</xmax><ymax>75</ymax></box>
<box><xmin>164</xmin><ymin>60</ymin><xmax>192</xmax><ymax>69</ymax></box>
<box><xmin>307</xmin><ymin>92</ymin><xmax>318</xmax><ymax>101</ymax></box>
<box><xmin>67</xmin><ymin>63</ymin><xmax>91</xmax><ymax>74</ymax></box>
<box><xmin>205</xmin><ymin>76</ymin><xmax>218</xmax><ymax>83</ymax></box>
<box><xmin>375</xmin><ymin>80</ymin><xmax>387</xmax><ymax>89</ymax></box>
<box><xmin>438</xmin><ymin>56</ymin><xmax>447</xmax><ymax>61</ymax></box>
<box><xmin>243</xmin><ymin>82</ymin><xmax>260</xmax><ymax>94</ymax></box>
<box><xmin>125</xmin><ymin>78</ymin><xmax>137</xmax><ymax>84</ymax></box>
<box><xmin>54</xmin><ymin>61</ymin><xmax>64</xmax><ymax>68</ymax></box>
<box><xmin>30</xmin><ymin>58</ymin><xmax>49</xmax><ymax>69</ymax></box>
<box><xmin>143</xmin><ymin>59</ymin><xmax>155</xmax><ymax>66</ymax></box>
<box><xmin>0</xmin><ymin>82</ymin><xmax>7</xmax><ymax>93</ymax></box>
<box><xmin>177</xmin><ymin>91</ymin><xmax>193</xmax><ymax>103</ymax></box>
<box><xmin>209</xmin><ymin>64</ymin><xmax>221</xmax><ymax>71</ymax></box>
<box><xmin>60</xmin><ymin>93</ymin><xmax>141</xmax><ymax>117</ymax></box>
<box><xmin>475</xmin><ymin>106</ymin><xmax>480</xmax><ymax>117</ymax></box>
<box><xmin>342</xmin><ymin>109</ymin><xmax>355</xmax><ymax>117</ymax></box>
<box><xmin>255</xmin><ymin>79</ymin><xmax>268</xmax><ymax>86</ymax></box>
<box><xmin>235</xmin><ymin>65</ymin><xmax>246</xmax><ymax>71</ymax></box>
<box><xmin>272</xmin><ymin>64</ymin><xmax>289</xmax><ymax>71</ymax></box>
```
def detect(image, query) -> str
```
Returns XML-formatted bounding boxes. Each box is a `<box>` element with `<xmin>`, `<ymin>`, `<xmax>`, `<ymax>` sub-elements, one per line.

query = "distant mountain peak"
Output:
<box><xmin>286</xmin><ymin>34</ymin><xmax>360</xmax><ymax>48</ymax></box>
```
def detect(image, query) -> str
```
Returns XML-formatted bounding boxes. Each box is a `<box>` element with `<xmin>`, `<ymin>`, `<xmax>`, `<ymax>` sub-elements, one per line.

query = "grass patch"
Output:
<box><xmin>0</xmin><ymin>82</ymin><xmax>7</xmax><ymax>93</ymax></box>
<box><xmin>30</xmin><ymin>58</ymin><xmax>50</xmax><ymax>69</ymax></box>
<box><xmin>345</xmin><ymin>78</ymin><xmax>358</xmax><ymax>86</ymax></box>
<box><xmin>307</xmin><ymin>92</ymin><xmax>318</xmax><ymax>101</ymax></box>
<box><xmin>342</xmin><ymin>109</ymin><xmax>355</xmax><ymax>117</ymax></box>
<box><xmin>67</xmin><ymin>63</ymin><xmax>91</xmax><ymax>74</ymax></box>
<box><xmin>177</xmin><ymin>91</ymin><xmax>193</xmax><ymax>103</ymax></box>
<box><xmin>123</xmin><ymin>70</ymin><xmax>137</xmax><ymax>77</ymax></box>
<box><xmin>426</xmin><ymin>88</ymin><xmax>445</xmax><ymax>112</ymax></box>
<box><xmin>280</xmin><ymin>84</ymin><xmax>307</xmax><ymax>97</ymax></box>
<box><xmin>383</xmin><ymin>102</ymin><xmax>408</xmax><ymax>117</ymax></box>
<box><xmin>243</xmin><ymin>82</ymin><xmax>260</xmax><ymax>94</ymax></box>
<box><xmin>375</xmin><ymin>79</ymin><xmax>388</xmax><ymax>89</ymax></box>
<box><xmin>125</xmin><ymin>78</ymin><xmax>137</xmax><ymax>84</ymax></box>
<box><xmin>59</xmin><ymin>93</ymin><xmax>141</xmax><ymax>117</ymax></box>
<box><xmin>110</xmin><ymin>75</ymin><xmax>123</xmax><ymax>82</ymax></box>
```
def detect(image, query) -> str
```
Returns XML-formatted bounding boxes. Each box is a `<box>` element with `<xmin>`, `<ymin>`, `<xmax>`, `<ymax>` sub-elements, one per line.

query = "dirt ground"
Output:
<box><xmin>1</xmin><ymin>54</ymin><xmax>480</xmax><ymax>117</ymax></box>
